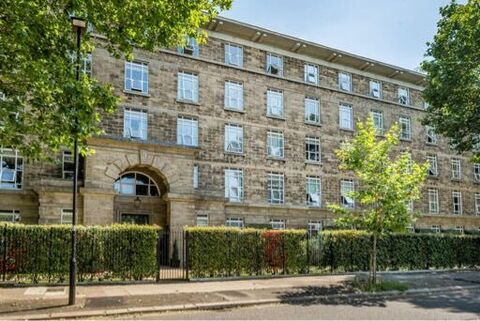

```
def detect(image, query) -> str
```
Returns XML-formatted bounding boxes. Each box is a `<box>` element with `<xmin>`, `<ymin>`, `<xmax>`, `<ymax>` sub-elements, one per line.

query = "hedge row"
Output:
<box><xmin>0</xmin><ymin>223</ymin><xmax>159</xmax><ymax>283</ymax></box>
<box><xmin>186</xmin><ymin>227</ymin><xmax>307</xmax><ymax>278</ymax></box>
<box><xmin>316</xmin><ymin>230</ymin><xmax>480</xmax><ymax>272</ymax></box>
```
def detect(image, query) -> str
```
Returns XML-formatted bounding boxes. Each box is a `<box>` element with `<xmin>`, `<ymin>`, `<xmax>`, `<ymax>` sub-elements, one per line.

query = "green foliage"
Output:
<box><xmin>317</xmin><ymin>230</ymin><xmax>480</xmax><ymax>272</ymax></box>
<box><xmin>328</xmin><ymin>118</ymin><xmax>428</xmax><ymax>234</ymax></box>
<box><xmin>422</xmin><ymin>0</ymin><xmax>480</xmax><ymax>159</ymax></box>
<box><xmin>185</xmin><ymin>227</ymin><xmax>307</xmax><ymax>278</ymax></box>
<box><xmin>0</xmin><ymin>0</ymin><xmax>232</xmax><ymax>159</ymax></box>
<box><xmin>0</xmin><ymin>223</ymin><xmax>159</xmax><ymax>283</ymax></box>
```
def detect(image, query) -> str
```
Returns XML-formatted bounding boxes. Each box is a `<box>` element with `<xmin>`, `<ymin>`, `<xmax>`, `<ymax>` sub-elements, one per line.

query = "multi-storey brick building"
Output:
<box><xmin>1</xmin><ymin>17</ymin><xmax>480</xmax><ymax>233</ymax></box>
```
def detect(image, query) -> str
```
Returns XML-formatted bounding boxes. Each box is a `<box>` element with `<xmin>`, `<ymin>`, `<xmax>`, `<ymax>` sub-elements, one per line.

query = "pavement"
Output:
<box><xmin>0</xmin><ymin>270</ymin><xmax>479</xmax><ymax>320</ymax></box>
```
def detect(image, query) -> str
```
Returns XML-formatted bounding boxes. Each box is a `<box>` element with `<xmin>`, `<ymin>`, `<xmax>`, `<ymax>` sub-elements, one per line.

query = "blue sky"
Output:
<box><xmin>222</xmin><ymin>0</ymin><xmax>454</xmax><ymax>70</ymax></box>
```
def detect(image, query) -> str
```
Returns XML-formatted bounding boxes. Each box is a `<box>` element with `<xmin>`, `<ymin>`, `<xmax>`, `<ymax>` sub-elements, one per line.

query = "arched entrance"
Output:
<box><xmin>113</xmin><ymin>166</ymin><xmax>168</xmax><ymax>226</ymax></box>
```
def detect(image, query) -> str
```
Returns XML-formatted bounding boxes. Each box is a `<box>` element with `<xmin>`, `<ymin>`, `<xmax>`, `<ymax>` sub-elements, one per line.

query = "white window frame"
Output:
<box><xmin>177</xmin><ymin>72</ymin><xmax>199</xmax><ymax>103</ymax></box>
<box><xmin>452</xmin><ymin>191</ymin><xmax>463</xmax><ymax>215</ymax></box>
<box><xmin>305</xmin><ymin>136</ymin><xmax>321</xmax><ymax>163</ymax></box>
<box><xmin>124</xmin><ymin>61</ymin><xmax>148</xmax><ymax>94</ymax></box>
<box><xmin>124</xmin><ymin>108</ymin><xmax>148</xmax><ymax>140</ymax></box>
<box><xmin>0</xmin><ymin>210</ymin><xmax>20</xmax><ymax>223</ymax></box>
<box><xmin>425</xmin><ymin>126</ymin><xmax>437</xmax><ymax>145</ymax></box>
<box><xmin>224</xmin><ymin>43</ymin><xmax>243</xmax><ymax>67</ymax></box>
<box><xmin>225</xmin><ymin>168</ymin><xmax>244</xmax><ymax>202</ymax></box>
<box><xmin>62</xmin><ymin>151</ymin><xmax>74</xmax><ymax>180</ymax></box>
<box><xmin>267</xmin><ymin>173</ymin><xmax>284</xmax><ymax>204</ymax></box>
<box><xmin>177</xmin><ymin>36</ymin><xmax>199</xmax><ymax>56</ymax></box>
<box><xmin>340</xmin><ymin>179</ymin><xmax>355</xmax><ymax>209</ymax></box>
<box><xmin>306</xmin><ymin>176</ymin><xmax>321</xmax><ymax>207</ymax></box>
<box><xmin>426</xmin><ymin>155</ymin><xmax>438</xmax><ymax>177</ymax></box>
<box><xmin>428</xmin><ymin>188</ymin><xmax>439</xmax><ymax>214</ymax></box>
<box><xmin>224</xmin><ymin>124</ymin><xmax>243</xmax><ymax>154</ymax></box>
<box><xmin>451</xmin><ymin>159</ymin><xmax>462</xmax><ymax>180</ymax></box>
<box><xmin>193</xmin><ymin>165</ymin><xmax>199</xmax><ymax>189</ymax></box>
<box><xmin>398</xmin><ymin>87</ymin><xmax>410</xmax><ymax>105</ymax></box>
<box><xmin>267</xmin><ymin>131</ymin><xmax>284</xmax><ymax>159</ymax></box>
<box><xmin>406</xmin><ymin>200</ymin><xmax>414</xmax><ymax>212</ymax></box>
<box><xmin>176</xmin><ymin>116</ymin><xmax>198</xmax><ymax>147</ymax></box>
<box><xmin>266</xmin><ymin>53</ymin><xmax>283</xmax><ymax>76</ymax></box>
<box><xmin>454</xmin><ymin>226</ymin><xmax>464</xmax><ymax>234</ymax></box>
<box><xmin>196</xmin><ymin>214</ymin><xmax>208</xmax><ymax>227</ymax></box>
<box><xmin>225</xmin><ymin>217</ymin><xmax>244</xmax><ymax>228</ymax></box>
<box><xmin>270</xmin><ymin>219</ymin><xmax>286</xmax><ymax>230</ymax></box>
<box><xmin>61</xmin><ymin>208</ymin><xmax>73</xmax><ymax>224</ymax></box>
<box><xmin>475</xmin><ymin>193</ymin><xmax>480</xmax><ymax>215</ymax></box>
<box><xmin>399</xmin><ymin>116</ymin><xmax>411</xmax><ymax>141</ymax></box>
<box><xmin>266</xmin><ymin>89</ymin><xmax>284</xmax><ymax>118</ymax></box>
<box><xmin>338</xmin><ymin>72</ymin><xmax>352</xmax><ymax>92</ymax></box>
<box><xmin>371</xmin><ymin>110</ymin><xmax>384</xmax><ymax>134</ymax></box>
<box><xmin>431</xmin><ymin>225</ymin><xmax>441</xmax><ymax>233</ymax></box>
<box><xmin>224</xmin><ymin>81</ymin><xmax>244</xmax><ymax>111</ymax></box>
<box><xmin>304</xmin><ymin>64</ymin><xmax>319</xmax><ymax>84</ymax></box>
<box><xmin>369</xmin><ymin>80</ymin><xmax>382</xmax><ymax>98</ymax></box>
<box><xmin>474</xmin><ymin>164</ymin><xmax>480</xmax><ymax>182</ymax></box>
<box><xmin>304</xmin><ymin>97</ymin><xmax>320</xmax><ymax>124</ymax></box>
<box><xmin>339</xmin><ymin>103</ymin><xmax>353</xmax><ymax>130</ymax></box>
<box><xmin>0</xmin><ymin>148</ymin><xmax>23</xmax><ymax>190</ymax></box>
<box><xmin>308</xmin><ymin>220</ymin><xmax>322</xmax><ymax>236</ymax></box>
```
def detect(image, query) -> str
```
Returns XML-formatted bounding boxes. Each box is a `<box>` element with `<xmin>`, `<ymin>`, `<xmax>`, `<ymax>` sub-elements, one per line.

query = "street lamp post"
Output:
<box><xmin>69</xmin><ymin>16</ymin><xmax>87</xmax><ymax>306</ymax></box>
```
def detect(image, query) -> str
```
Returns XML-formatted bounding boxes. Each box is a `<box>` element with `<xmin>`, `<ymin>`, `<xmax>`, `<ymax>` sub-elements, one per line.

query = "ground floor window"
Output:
<box><xmin>0</xmin><ymin>148</ymin><xmax>23</xmax><ymax>190</ymax></box>
<box><xmin>225</xmin><ymin>217</ymin><xmax>244</xmax><ymax>228</ymax></box>
<box><xmin>270</xmin><ymin>219</ymin><xmax>285</xmax><ymax>230</ymax></box>
<box><xmin>196</xmin><ymin>214</ymin><xmax>208</xmax><ymax>227</ymax></box>
<box><xmin>307</xmin><ymin>220</ymin><xmax>322</xmax><ymax>236</ymax></box>
<box><xmin>0</xmin><ymin>209</ymin><xmax>20</xmax><ymax>222</ymax></box>
<box><xmin>121</xmin><ymin>214</ymin><xmax>149</xmax><ymax>225</ymax></box>
<box><xmin>431</xmin><ymin>225</ymin><xmax>441</xmax><ymax>233</ymax></box>
<box><xmin>61</xmin><ymin>209</ymin><xmax>73</xmax><ymax>224</ymax></box>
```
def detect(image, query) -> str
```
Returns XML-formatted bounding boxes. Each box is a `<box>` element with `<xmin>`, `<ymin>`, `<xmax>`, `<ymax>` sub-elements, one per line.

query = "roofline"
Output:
<box><xmin>207</xmin><ymin>16</ymin><xmax>425</xmax><ymax>85</ymax></box>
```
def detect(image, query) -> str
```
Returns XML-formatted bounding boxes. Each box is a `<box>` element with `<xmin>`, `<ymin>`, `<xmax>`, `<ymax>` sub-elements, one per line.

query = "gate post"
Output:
<box><xmin>185</xmin><ymin>230</ymin><xmax>189</xmax><ymax>280</ymax></box>
<box><xmin>155</xmin><ymin>229</ymin><xmax>161</xmax><ymax>283</ymax></box>
<box><xmin>2</xmin><ymin>226</ymin><xmax>7</xmax><ymax>282</ymax></box>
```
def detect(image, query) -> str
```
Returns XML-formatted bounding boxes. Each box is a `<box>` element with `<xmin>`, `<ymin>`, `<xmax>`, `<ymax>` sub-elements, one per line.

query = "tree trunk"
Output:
<box><xmin>370</xmin><ymin>234</ymin><xmax>378</xmax><ymax>284</ymax></box>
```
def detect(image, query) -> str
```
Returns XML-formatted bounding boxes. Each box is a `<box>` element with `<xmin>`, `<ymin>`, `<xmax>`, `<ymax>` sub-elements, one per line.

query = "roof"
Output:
<box><xmin>205</xmin><ymin>16</ymin><xmax>425</xmax><ymax>86</ymax></box>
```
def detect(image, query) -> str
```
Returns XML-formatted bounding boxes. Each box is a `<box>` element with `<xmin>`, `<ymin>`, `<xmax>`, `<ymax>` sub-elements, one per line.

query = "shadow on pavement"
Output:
<box><xmin>401</xmin><ymin>290</ymin><xmax>480</xmax><ymax>315</ymax></box>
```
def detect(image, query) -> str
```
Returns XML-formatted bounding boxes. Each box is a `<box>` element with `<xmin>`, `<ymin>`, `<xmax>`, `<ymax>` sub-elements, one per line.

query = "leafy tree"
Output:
<box><xmin>422</xmin><ymin>0</ymin><xmax>480</xmax><ymax>158</ymax></box>
<box><xmin>328</xmin><ymin>119</ymin><xmax>428</xmax><ymax>283</ymax></box>
<box><xmin>0</xmin><ymin>0</ymin><xmax>232</xmax><ymax>159</ymax></box>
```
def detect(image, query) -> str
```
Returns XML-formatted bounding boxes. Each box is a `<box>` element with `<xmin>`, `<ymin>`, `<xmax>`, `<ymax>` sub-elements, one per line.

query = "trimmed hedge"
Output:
<box><xmin>316</xmin><ymin>230</ymin><xmax>480</xmax><ymax>272</ymax></box>
<box><xmin>186</xmin><ymin>227</ymin><xmax>307</xmax><ymax>278</ymax></box>
<box><xmin>0</xmin><ymin>223</ymin><xmax>159</xmax><ymax>283</ymax></box>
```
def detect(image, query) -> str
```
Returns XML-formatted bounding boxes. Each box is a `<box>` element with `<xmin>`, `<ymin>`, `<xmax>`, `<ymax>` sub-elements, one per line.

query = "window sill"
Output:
<box><xmin>224</xmin><ymin>107</ymin><xmax>245</xmax><ymax>114</ymax></box>
<box><xmin>428</xmin><ymin>175</ymin><xmax>439</xmax><ymax>180</ymax></box>
<box><xmin>305</xmin><ymin>121</ymin><xmax>322</xmax><ymax>127</ymax></box>
<box><xmin>177</xmin><ymin>143</ymin><xmax>199</xmax><ymax>148</ymax></box>
<box><xmin>123</xmin><ymin>90</ymin><xmax>150</xmax><ymax>97</ymax></box>
<box><xmin>451</xmin><ymin>178</ymin><xmax>462</xmax><ymax>182</ymax></box>
<box><xmin>305</xmin><ymin>160</ymin><xmax>322</xmax><ymax>166</ymax></box>
<box><xmin>224</xmin><ymin>151</ymin><xmax>245</xmax><ymax>157</ymax></box>
<box><xmin>400</xmin><ymin>138</ymin><xmax>412</xmax><ymax>142</ymax></box>
<box><xmin>267</xmin><ymin>156</ymin><xmax>285</xmax><ymax>162</ymax></box>
<box><xmin>176</xmin><ymin>99</ymin><xmax>200</xmax><ymax>106</ymax></box>
<box><xmin>425</xmin><ymin>142</ymin><xmax>438</xmax><ymax>147</ymax></box>
<box><xmin>266</xmin><ymin>115</ymin><xmax>286</xmax><ymax>121</ymax></box>
<box><xmin>339</xmin><ymin>127</ymin><xmax>355</xmax><ymax>132</ymax></box>
<box><xmin>306</xmin><ymin>205</ymin><xmax>322</xmax><ymax>209</ymax></box>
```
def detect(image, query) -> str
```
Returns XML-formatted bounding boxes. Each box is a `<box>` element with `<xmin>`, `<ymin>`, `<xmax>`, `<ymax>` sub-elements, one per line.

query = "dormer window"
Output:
<box><xmin>338</xmin><ymin>72</ymin><xmax>352</xmax><ymax>92</ymax></box>
<box><xmin>266</xmin><ymin>53</ymin><xmax>283</xmax><ymax>76</ymax></box>
<box><xmin>398</xmin><ymin>87</ymin><xmax>410</xmax><ymax>105</ymax></box>
<box><xmin>304</xmin><ymin>64</ymin><xmax>319</xmax><ymax>84</ymax></box>
<box><xmin>177</xmin><ymin>36</ymin><xmax>199</xmax><ymax>57</ymax></box>
<box><xmin>369</xmin><ymin>80</ymin><xmax>381</xmax><ymax>98</ymax></box>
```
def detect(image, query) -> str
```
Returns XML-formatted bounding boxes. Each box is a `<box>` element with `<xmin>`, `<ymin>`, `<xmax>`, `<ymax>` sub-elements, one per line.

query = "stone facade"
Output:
<box><xmin>1</xmin><ymin>17</ymin><xmax>480</xmax><ymax>232</ymax></box>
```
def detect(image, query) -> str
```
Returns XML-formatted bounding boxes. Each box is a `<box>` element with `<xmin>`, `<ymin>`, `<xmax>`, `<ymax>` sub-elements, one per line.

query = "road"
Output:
<box><xmin>110</xmin><ymin>288</ymin><xmax>480</xmax><ymax>320</ymax></box>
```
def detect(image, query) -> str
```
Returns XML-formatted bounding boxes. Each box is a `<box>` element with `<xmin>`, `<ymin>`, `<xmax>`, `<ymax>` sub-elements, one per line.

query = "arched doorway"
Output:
<box><xmin>113</xmin><ymin>168</ymin><xmax>168</xmax><ymax>226</ymax></box>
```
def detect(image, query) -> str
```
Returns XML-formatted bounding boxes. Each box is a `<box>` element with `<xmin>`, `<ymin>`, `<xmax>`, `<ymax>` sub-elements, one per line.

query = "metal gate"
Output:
<box><xmin>156</xmin><ymin>229</ymin><xmax>188</xmax><ymax>281</ymax></box>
